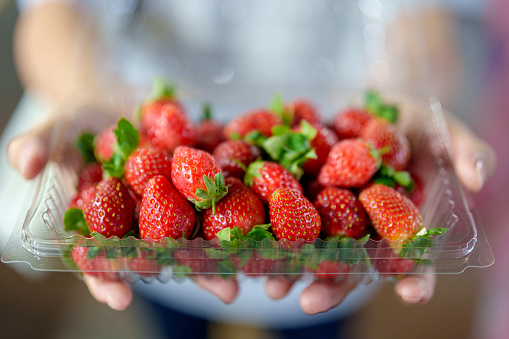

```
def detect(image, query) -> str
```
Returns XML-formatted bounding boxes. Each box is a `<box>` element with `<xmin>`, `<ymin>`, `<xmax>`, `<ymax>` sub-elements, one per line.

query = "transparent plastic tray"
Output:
<box><xmin>1</xmin><ymin>89</ymin><xmax>494</xmax><ymax>284</ymax></box>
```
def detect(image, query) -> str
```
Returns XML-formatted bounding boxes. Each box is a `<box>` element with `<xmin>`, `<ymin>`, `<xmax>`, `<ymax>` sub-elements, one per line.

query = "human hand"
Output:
<box><xmin>262</xmin><ymin>96</ymin><xmax>496</xmax><ymax>315</ymax></box>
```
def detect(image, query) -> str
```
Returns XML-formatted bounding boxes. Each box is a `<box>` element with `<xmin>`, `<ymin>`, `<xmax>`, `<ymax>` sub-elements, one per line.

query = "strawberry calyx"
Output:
<box><xmin>217</xmin><ymin>224</ymin><xmax>275</xmax><ymax>243</ymax></box>
<box><xmin>365</xmin><ymin>90</ymin><xmax>399</xmax><ymax>123</ymax></box>
<box><xmin>367</xmin><ymin>141</ymin><xmax>383</xmax><ymax>171</ymax></box>
<box><xmin>76</xmin><ymin>133</ymin><xmax>98</xmax><ymax>164</ymax></box>
<box><xmin>396</xmin><ymin>227</ymin><xmax>447</xmax><ymax>264</ymax></box>
<box><xmin>259</xmin><ymin>120</ymin><xmax>318</xmax><ymax>180</ymax></box>
<box><xmin>190</xmin><ymin>172</ymin><xmax>228</xmax><ymax>214</ymax></box>
<box><xmin>201</xmin><ymin>102</ymin><xmax>213</xmax><ymax>121</ymax></box>
<box><xmin>269</xmin><ymin>93</ymin><xmax>293</xmax><ymax>126</ymax></box>
<box><xmin>373</xmin><ymin>164</ymin><xmax>415</xmax><ymax>192</ymax></box>
<box><xmin>147</xmin><ymin>77</ymin><xmax>178</xmax><ymax>102</ymax></box>
<box><xmin>244</xmin><ymin>160</ymin><xmax>264</xmax><ymax>187</ymax></box>
<box><xmin>64</xmin><ymin>208</ymin><xmax>90</xmax><ymax>237</ymax></box>
<box><xmin>102</xmin><ymin>118</ymin><xmax>140</xmax><ymax>178</ymax></box>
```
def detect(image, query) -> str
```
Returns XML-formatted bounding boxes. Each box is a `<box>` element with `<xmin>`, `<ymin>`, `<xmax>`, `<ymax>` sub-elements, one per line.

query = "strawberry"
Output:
<box><xmin>314</xmin><ymin>187</ymin><xmax>368</xmax><ymax>239</ymax></box>
<box><xmin>318</xmin><ymin>139</ymin><xmax>381</xmax><ymax>188</ymax></box>
<box><xmin>307</xmin><ymin>260</ymin><xmax>352</xmax><ymax>279</ymax></box>
<box><xmin>359</xmin><ymin>183</ymin><xmax>424</xmax><ymax>242</ymax></box>
<box><xmin>69</xmin><ymin>185</ymin><xmax>97</xmax><ymax>211</ymax></box>
<box><xmin>139</xmin><ymin>80</ymin><xmax>196</xmax><ymax>152</ymax></box>
<box><xmin>288</xmin><ymin>99</ymin><xmax>321</xmax><ymax>126</ymax></box>
<box><xmin>125</xmin><ymin>147</ymin><xmax>173</xmax><ymax>196</ymax></box>
<box><xmin>201</xmin><ymin>177</ymin><xmax>265</xmax><ymax>240</ymax></box>
<box><xmin>127</xmin><ymin>251</ymin><xmax>162</xmax><ymax>277</ymax></box>
<box><xmin>333</xmin><ymin>108</ymin><xmax>373</xmax><ymax>139</ymax></box>
<box><xmin>240</xmin><ymin>251</ymin><xmax>286</xmax><ymax>277</ymax></box>
<box><xmin>368</xmin><ymin>242</ymin><xmax>415</xmax><ymax>276</ymax></box>
<box><xmin>71</xmin><ymin>245</ymin><xmax>120</xmax><ymax>280</ymax></box>
<box><xmin>139</xmin><ymin>175</ymin><xmax>196</xmax><ymax>240</ymax></box>
<box><xmin>224</xmin><ymin>109</ymin><xmax>282</xmax><ymax>139</ymax></box>
<box><xmin>269</xmin><ymin>188</ymin><xmax>321</xmax><ymax>241</ymax></box>
<box><xmin>94</xmin><ymin>125</ymin><xmax>116</xmax><ymax>163</ymax></box>
<box><xmin>171</xmin><ymin>146</ymin><xmax>228</xmax><ymax>212</ymax></box>
<box><xmin>77</xmin><ymin>163</ymin><xmax>103</xmax><ymax>191</ymax></box>
<box><xmin>212</xmin><ymin>140</ymin><xmax>261</xmax><ymax>179</ymax></box>
<box><xmin>83</xmin><ymin>177</ymin><xmax>136</xmax><ymax>238</ymax></box>
<box><xmin>361</xmin><ymin>118</ymin><xmax>410</xmax><ymax>171</ymax></box>
<box><xmin>244</xmin><ymin>160</ymin><xmax>303</xmax><ymax>205</ymax></box>
<box><xmin>194</xmin><ymin>103</ymin><xmax>225</xmax><ymax>153</ymax></box>
<box><xmin>294</xmin><ymin>124</ymin><xmax>338</xmax><ymax>177</ymax></box>
<box><xmin>395</xmin><ymin>171</ymin><xmax>424</xmax><ymax>207</ymax></box>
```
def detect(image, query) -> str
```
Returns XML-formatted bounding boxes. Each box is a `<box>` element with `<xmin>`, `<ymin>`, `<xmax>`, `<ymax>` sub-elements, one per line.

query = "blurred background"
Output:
<box><xmin>0</xmin><ymin>0</ymin><xmax>506</xmax><ymax>338</ymax></box>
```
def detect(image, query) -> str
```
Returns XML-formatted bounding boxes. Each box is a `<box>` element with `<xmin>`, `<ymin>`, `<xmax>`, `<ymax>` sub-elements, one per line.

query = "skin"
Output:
<box><xmin>8</xmin><ymin>1</ymin><xmax>496</xmax><ymax>313</ymax></box>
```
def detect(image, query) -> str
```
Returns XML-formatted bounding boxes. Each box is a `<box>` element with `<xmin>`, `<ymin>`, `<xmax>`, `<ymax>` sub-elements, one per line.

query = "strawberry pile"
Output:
<box><xmin>63</xmin><ymin>81</ymin><xmax>445</xmax><ymax>279</ymax></box>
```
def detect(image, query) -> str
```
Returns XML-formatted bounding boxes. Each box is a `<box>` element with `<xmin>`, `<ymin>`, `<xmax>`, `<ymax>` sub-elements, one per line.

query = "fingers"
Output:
<box><xmin>6</xmin><ymin>115</ymin><xmax>56</xmax><ymax>179</ymax></box>
<box><xmin>394</xmin><ymin>269</ymin><xmax>436</xmax><ymax>305</ymax></box>
<box><xmin>299</xmin><ymin>279</ymin><xmax>357</xmax><ymax>315</ymax></box>
<box><xmin>194</xmin><ymin>275</ymin><xmax>239</xmax><ymax>304</ymax></box>
<box><xmin>83</xmin><ymin>275</ymin><xmax>133</xmax><ymax>311</ymax></box>
<box><xmin>447</xmin><ymin>115</ymin><xmax>496</xmax><ymax>192</ymax></box>
<box><xmin>264</xmin><ymin>276</ymin><xmax>296</xmax><ymax>300</ymax></box>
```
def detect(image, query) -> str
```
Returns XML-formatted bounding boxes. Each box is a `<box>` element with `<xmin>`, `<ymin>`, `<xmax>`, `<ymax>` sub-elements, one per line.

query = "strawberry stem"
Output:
<box><xmin>190</xmin><ymin>173</ymin><xmax>228</xmax><ymax>214</ymax></box>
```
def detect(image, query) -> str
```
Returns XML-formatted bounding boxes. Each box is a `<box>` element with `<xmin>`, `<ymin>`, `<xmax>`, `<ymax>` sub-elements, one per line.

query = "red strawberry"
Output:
<box><xmin>294</xmin><ymin>124</ymin><xmax>338</xmax><ymax>176</ymax></box>
<box><xmin>137</xmin><ymin>80</ymin><xmax>195</xmax><ymax>151</ymax></box>
<box><xmin>314</xmin><ymin>187</ymin><xmax>368</xmax><ymax>239</ymax></box>
<box><xmin>194</xmin><ymin>104</ymin><xmax>225</xmax><ymax>153</ymax></box>
<box><xmin>139</xmin><ymin>175</ymin><xmax>196</xmax><ymax>240</ymax></box>
<box><xmin>318</xmin><ymin>139</ymin><xmax>380</xmax><ymax>188</ymax></box>
<box><xmin>245</xmin><ymin>160</ymin><xmax>303</xmax><ymax>205</ymax></box>
<box><xmin>173</xmin><ymin>248</ymin><xmax>219</xmax><ymax>274</ymax></box>
<box><xmin>84</xmin><ymin>177</ymin><xmax>136</xmax><ymax>238</ymax></box>
<box><xmin>395</xmin><ymin>172</ymin><xmax>425</xmax><ymax>207</ymax></box>
<box><xmin>361</xmin><ymin>118</ymin><xmax>410</xmax><ymax>171</ymax></box>
<box><xmin>77</xmin><ymin>163</ymin><xmax>103</xmax><ymax>191</ymax></box>
<box><xmin>288</xmin><ymin>99</ymin><xmax>321</xmax><ymax>126</ymax></box>
<box><xmin>127</xmin><ymin>249</ymin><xmax>162</xmax><ymax>277</ymax></box>
<box><xmin>201</xmin><ymin>177</ymin><xmax>265</xmax><ymax>240</ymax></box>
<box><xmin>71</xmin><ymin>246</ymin><xmax>120</xmax><ymax>280</ymax></box>
<box><xmin>141</xmin><ymin>101</ymin><xmax>196</xmax><ymax>152</ymax></box>
<box><xmin>359</xmin><ymin>183</ymin><xmax>424</xmax><ymax>242</ymax></box>
<box><xmin>240</xmin><ymin>251</ymin><xmax>286</xmax><ymax>277</ymax></box>
<box><xmin>125</xmin><ymin>147</ymin><xmax>173</xmax><ymax>196</ymax></box>
<box><xmin>302</xmin><ymin>178</ymin><xmax>326</xmax><ymax>203</ymax></box>
<box><xmin>94</xmin><ymin>125</ymin><xmax>116</xmax><ymax>163</ymax></box>
<box><xmin>269</xmin><ymin>188</ymin><xmax>321</xmax><ymax>241</ymax></box>
<box><xmin>307</xmin><ymin>260</ymin><xmax>352</xmax><ymax>279</ymax></box>
<box><xmin>213</xmin><ymin>140</ymin><xmax>261</xmax><ymax>179</ymax></box>
<box><xmin>369</xmin><ymin>243</ymin><xmax>415</xmax><ymax>276</ymax></box>
<box><xmin>69</xmin><ymin>185</ymin><xmax>97</xmax><ymax>211</ymax></box>
<box><xmin>224</xmin><ymin>109</ymin><xmax>282</xmax><ymax>139</ymax></box>
<box><xmin>171</xmin><ymin>146</ymin><xmax>228</xmax><ymax>212</ymax></box>
<box><xmin>333</xmin><ymin>108</ymin><xmax>373</xmax><ymax>139</ymax></box>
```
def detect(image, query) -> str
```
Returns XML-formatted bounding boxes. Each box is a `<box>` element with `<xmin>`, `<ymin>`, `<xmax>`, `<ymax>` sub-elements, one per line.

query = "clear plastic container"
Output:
<box><xmin>0</xmin><ymin>0</ymin><xmax>494</xmax><ymax>282</ymax></box>
<box><xmin>0</xmin><ymin>88</ymin><xmax>494</xmax><ymax>283</ymax></box>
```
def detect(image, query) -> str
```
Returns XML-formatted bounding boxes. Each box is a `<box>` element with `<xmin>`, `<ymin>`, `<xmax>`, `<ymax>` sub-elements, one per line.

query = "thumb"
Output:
<box><xmin>6</xmin><ymin>114</ymin><xmax>56</xmax><ymax>180</ymax></box>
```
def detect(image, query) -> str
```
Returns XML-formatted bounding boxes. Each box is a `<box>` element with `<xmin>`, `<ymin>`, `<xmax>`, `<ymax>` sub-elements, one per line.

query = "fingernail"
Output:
<box><xmin>474</xmin><ymin>152</ymin><xmax>486</xmax><ymax>188</ymax></box>
<box><xmin>398</xmin><ymin>281</ymin><xmax>425</xmax><ymax>304</ymax></box>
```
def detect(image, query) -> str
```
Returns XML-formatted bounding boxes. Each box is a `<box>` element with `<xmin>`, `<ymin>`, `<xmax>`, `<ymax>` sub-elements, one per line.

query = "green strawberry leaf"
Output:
<box><xmin>148</xmin><ymin>77</ymin><xmax>177</xmax><ymax>102</ymax></box>
<box><xmin>244</xmin><ymin>160</ymin><xmax>264</xmax><ymax>187</ymax></box>
<box><xmin>399</xmin><ymin>227</ymin><xmax>447</xmax><ymax>264</ymax></box>
<box><xmin>202</xmin><ymin>102</ymin><xmax>212</xmax><ymax>121</ymax></box>
<box><xmin>365</xmin><ymin>90</ymin><xmax>399</xmax><ymax>123</ymax></box>
<box><xmin>373</xmin><ymin>164</ymin><xmax>415</xmax><ymax>192</ymax></box>
<box><xmin>102</xmin><ymin>118</ymin><xmax>140</xmax><ymax>178</ymax></box>
<box><xmin>393</xmin><ymin>171</ymin><xmax>414</xmax><ymax>192</ymax></box>
<box><xmin>269</xmin><ymin>92</ymin><xmax>292</xmax><ymax>126</ymax></box>
<box><xmin>190</xmin><ymin>173</ymin><xmax>228</xmax><ymax>214</ymax></box>
<box><xmin>245</xmin><ymin>224</ymin><xmax>275</xmax><ymax>242</ymax></box>
<box><xmin>244</xmin><ymin>130</ymin><xmax>267</xmax><ymax>145</ymax></box>
<box><xmin>64</xmin><ymin>208</ymin><xmax>90</xmax><ymax>237</ymax></box>
<box><xmin>260</xmin><ymin>121</ymin><xmax>318</xmax><ymax>180</ymax></box>
<box><xmin>230</xmin><ymin>132</ymin><xmax>242</xmax><ymax>140</ymax></box>
<box><xmin>75</xmin><ymin>133</ymin><xmax>97</xmax><ymax>164</ymax></box>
